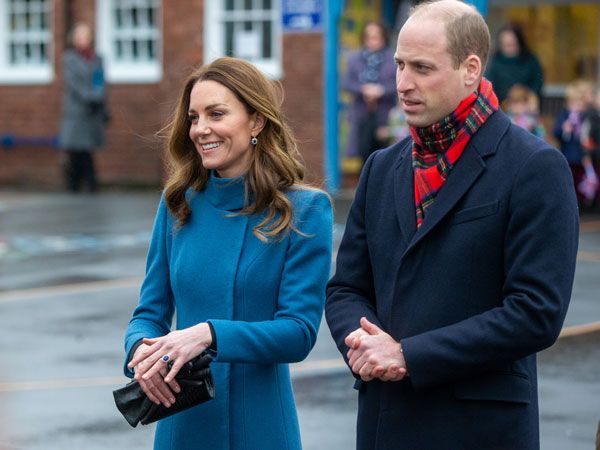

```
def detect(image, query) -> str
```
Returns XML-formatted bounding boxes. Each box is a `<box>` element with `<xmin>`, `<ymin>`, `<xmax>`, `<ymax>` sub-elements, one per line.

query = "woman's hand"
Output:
<box><xmin>129</xmin><ymin>343</ymin><xmax>181</xmax><ymax>407</ymax></box>
<box><xmin>128</xmin><ymin>323</ymin><xmax>213</xmax><ymax>387</ymax></box>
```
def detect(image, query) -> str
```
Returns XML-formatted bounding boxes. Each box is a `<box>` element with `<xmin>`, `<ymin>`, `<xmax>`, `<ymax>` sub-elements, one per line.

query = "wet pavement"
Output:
<box><xmin>0</xmin><ymin>190</ymin><xmax>599</xmax><ymax>449</ymax></box>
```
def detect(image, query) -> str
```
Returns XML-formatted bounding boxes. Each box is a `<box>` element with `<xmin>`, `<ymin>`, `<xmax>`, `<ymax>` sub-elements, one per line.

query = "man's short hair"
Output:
<box><xmin>410</xmin><ymin>0</ymin><xmax>491</xmax><ymax>70</ymax></box>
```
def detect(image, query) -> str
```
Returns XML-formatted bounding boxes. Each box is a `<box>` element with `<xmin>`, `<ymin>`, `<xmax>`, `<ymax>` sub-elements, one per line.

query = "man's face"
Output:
<box><xmin>394</xmin><ymin>17</ymin><xmax>471</xmax><ymax>128</ymax></box>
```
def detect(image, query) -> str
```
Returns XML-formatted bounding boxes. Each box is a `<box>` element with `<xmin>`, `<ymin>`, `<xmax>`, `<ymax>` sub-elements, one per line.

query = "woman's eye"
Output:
<box><xmin>210</xmin><ymin>111</ymin><xmax>224</xmax><ymax>119</ymax></box>
<box><xmin>187</xmin><ymin>115</ymin><xmax>198</xmax><ymax>124</ymax></box>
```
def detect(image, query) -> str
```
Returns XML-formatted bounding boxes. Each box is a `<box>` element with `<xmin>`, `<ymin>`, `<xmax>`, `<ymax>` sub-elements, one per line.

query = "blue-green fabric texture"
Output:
<box><xmin>124</xmin><ymin>172</ymin><xmax>333</xmax><ymax>450</ymax></box>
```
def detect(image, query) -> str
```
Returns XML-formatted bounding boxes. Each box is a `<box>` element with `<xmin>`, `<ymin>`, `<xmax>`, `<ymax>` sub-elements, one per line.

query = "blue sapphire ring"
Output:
<box><xmin>162</xmin><ymin>355</ymin><xmax>170</xmax><ymax>363</ymax></box>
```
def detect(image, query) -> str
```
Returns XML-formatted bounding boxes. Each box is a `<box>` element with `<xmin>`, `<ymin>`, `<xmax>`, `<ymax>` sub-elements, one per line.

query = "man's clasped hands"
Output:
<box><xmin>345</xmin><ymin>317</ymin><xmax>408</xmax><ymax>382</ymax></box>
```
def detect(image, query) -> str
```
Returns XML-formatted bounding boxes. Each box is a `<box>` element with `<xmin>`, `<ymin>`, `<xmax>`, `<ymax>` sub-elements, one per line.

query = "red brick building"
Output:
<box><xmin>0</xmin><ymin>0</ymin><xmax>324</xmax><ymax>189</ymax></box>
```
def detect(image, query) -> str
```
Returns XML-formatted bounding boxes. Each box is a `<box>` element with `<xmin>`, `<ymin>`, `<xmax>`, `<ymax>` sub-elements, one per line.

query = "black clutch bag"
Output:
<box><xmin>113</xmin><ymin>351</ymin><xmax>215</xmax><ymax>427</ymax></box>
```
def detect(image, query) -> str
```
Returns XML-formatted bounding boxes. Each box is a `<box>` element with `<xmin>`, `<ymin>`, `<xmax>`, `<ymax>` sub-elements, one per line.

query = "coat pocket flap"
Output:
<box><xmin>450</xmin><ymin>201</ymin><xmax>499</xmax><ymax>225</ymax></box>
<box><xmin>454</xmin><ymin>372</ymin><xmax>531</xmax><ymax>404</ymax></box>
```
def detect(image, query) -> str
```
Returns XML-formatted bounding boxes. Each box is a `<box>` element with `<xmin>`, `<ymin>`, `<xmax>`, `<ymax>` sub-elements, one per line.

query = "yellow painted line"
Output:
<box><xmin>0</xmin><ymin>376</ymin><xmax>126</xmax><ymax>393</ymax></box>
<box><xmin>559</xmin><ymin>320</ymin><xmax>600</xmax><ymax>338</ymax></box>
<box><xmin>291</xmin><ymin>358</ymin><xmax>346</xmax><ymax>374</ymax></box>
<box><xmin>580</xmin><ymin>220</ymin><xmax>600</xmax><ymax>233</ymax></box>
<box><xmin>577</xmin><ymin>251</ymin><xmax>600</xmax><ymax>262</ymax></box>
<box><xmin>0</xmin><ymin>276</ymin><xmax>143</xmax><ymax>303</ymax></box>
<box><xmin>1</xmin><ymin>319</ymin><xmax>599</xmax><ymax>394</ymax></box>
<box><xmin>0</xmin><ymin>359</ymin><xmax>348</xmax><ymax>393</ymax></box>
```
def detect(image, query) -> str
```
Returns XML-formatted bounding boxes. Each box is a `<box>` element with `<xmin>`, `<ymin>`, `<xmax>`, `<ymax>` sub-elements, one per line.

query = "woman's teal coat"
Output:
<box><xmin>123</xmin><ymin>174</ymin><xmax>333</xmax><ymax>450</ymax></box>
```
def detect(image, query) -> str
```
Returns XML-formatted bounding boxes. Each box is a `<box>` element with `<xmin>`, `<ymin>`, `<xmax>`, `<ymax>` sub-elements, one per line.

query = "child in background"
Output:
<box><xmin>553</xmin><ymin>80</ymin><xmax>593</xmax><ymax>208</ymax></box>
<box><xmin>503</xmin><ymin>84</ymin><xmax>545</xmax><ymax>138</ymax></box>
<box><xmin>376</xmin><ymin>105</ymin><xmax>410</xmax><ymax>146</ymax></box>
<box><xmin>580</xmin><ymin>83</ymin><xmax>600</xmax><ymax>208</ymax></box>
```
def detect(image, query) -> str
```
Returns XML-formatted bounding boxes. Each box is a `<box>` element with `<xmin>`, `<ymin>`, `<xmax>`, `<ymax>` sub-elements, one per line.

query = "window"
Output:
<box><xmin>0</xmin><ymin>0</ymin><xmax>52</xmax><ymax>84</ymax></box>
<box><xmin>204</xmin><ymin>0</ymin><xmax>282</xmax><ymax>79</ymax></box>
<box><xmin>96</xmin><ymin>0</ymin><xmax>161</xmax><ymax>83</ymax></box>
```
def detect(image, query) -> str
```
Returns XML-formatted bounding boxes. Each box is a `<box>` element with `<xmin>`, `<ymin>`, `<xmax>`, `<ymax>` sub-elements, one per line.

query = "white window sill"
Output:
<box><xmin>0</xmin><ymin>66</ymin><xmax>53</xmax><ymax>85</ymax></box>
<box><xmin>104</xmin><ymin>63</ymin><xmax>162</xmax><ymax>84</ymax></box>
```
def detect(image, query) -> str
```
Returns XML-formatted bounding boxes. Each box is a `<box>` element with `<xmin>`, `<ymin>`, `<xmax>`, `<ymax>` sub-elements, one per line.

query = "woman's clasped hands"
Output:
<box><xmin>127</xmin><ymin>323</ymin><xmax>213</xmax><ymax>407</ymax></box>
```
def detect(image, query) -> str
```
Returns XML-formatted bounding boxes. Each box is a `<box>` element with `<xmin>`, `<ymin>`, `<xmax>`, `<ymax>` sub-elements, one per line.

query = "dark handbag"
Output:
<box><xmin>113</xmin><ymin>351</ymin><xmax>215</xmax><ymax>427</ymax></box>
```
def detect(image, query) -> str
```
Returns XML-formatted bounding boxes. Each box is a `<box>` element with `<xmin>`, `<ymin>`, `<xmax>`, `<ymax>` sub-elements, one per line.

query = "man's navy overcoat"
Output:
<box><xmin>326</xmin><ymin>110</ymin><xmax>579</xmax><ymax>450</ymax></box>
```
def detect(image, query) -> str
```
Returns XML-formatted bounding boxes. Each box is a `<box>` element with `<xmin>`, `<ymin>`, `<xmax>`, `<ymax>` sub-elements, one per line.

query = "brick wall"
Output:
<box><xmin>0</xmin><ymin>1</ymin><xmax>325</xmax><ymax>189</ymax></box>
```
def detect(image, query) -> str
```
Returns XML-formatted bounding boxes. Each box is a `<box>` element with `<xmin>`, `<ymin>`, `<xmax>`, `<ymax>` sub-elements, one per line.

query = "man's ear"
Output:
<box><xmin>251</xmin><ymin>112</ymin><xmax>266</xmax><ymax>136</ymax></box>
<box><xmin>463</xmin><ymin>54</ymin><xmax>482</xmax><ymax>87</ymax></box>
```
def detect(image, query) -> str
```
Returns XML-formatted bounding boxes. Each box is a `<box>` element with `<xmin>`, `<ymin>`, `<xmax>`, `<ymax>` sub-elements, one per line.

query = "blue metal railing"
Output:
<box><xmin>1</xmin><ymin>134</ymin><xmax>60</xmax><ymax>150</ymax></box>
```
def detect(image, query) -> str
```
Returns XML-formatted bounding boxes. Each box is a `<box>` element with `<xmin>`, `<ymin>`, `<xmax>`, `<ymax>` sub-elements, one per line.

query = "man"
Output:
<box><xmin>325</xmin><ymin>1</ymin><xmax>579</xmax><ymax>449</ymax></box>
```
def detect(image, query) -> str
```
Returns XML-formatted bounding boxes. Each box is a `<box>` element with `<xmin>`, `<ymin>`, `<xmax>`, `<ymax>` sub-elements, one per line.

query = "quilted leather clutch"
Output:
<box><xmin>113</xmin><ymin>351</ymin><xmax>215</xmax><ymax>427</ymax></box>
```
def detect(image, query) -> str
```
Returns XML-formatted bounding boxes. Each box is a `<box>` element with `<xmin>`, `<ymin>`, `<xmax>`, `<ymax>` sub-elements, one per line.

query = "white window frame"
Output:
<box><xmin>204</xmin><ymin>0</ymin><xmax>282</xmax><ymax>79</ymax></box>
<box><xmin>96</xmin><ymin>0</ymin><xmax>162</xmax><ymax>84</ymax></box>
<box><xmin>0</xmin><ymin>0</ymin><xmax>53</xmax><ymax>84</ymax></box>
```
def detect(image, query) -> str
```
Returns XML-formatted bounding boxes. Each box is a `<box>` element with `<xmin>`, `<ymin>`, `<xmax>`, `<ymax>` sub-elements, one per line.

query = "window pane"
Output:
<box><xmin>10</xmin><ymin>43</ymin><xmax>17</xmax><ymax>63</ymax></box>
<box><xmin>244</xmin><ymin>0</ymin><xmax>252</xmax><ymax>11</ymax></box>
<box><xmin>244</xmin><ymin>21</ymin><xmax>252</xmax><ymax>31</ymax></box>
<box><xmin>225</xmin><ymin>21</ymin><xmax>234</xmax><ymax>56</ymax></box>
<box><xmin>132</xmin><ymin>7</ymin><xmax>139</xmax><ymax>27</ymax></box>
<box><xmin>40</xmin><ymin>42</ymin><xmax>48</xmax><ymax>62</ymax></box>
<box><xmin>115</xmin><ymin>8</ymin><xmax>122</xmax><ymax>27</ymax></box>
<box><xmin>262</xmin><ymin>20</ymin><xmax>272</xmax><ymax>58</ymax></box>
<box><xmin>147</xmin><ymin>39</ymin><xmax>155</xmax><ymax>59</ymax></box>
<box><xmin>115</xmin><ymin>40</ymin><xmax>123</xmax><ymax>59</ymax></box>
<box><xmin>263</xmin><ymin>0</ymin><xmax>271</xmax><ymax>10</ymax></box>
<box><xmin>146</xmin><ymin>8</ymin><xmax>154</xmax><ymax>27</ymax></box>
<box><xmin>225</xmin><ymin>0</ymin><xmax>234</xmax><ymax>11</ymax></box>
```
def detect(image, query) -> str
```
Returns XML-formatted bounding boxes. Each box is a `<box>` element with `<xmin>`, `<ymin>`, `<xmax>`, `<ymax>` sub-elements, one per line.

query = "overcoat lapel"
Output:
<box><xmin>393</xmin><ymin>140</ymin><xmax>417</xmax><ymax>245</ymax></box>
<box><xmin>399</xmin><ymin>110</ymin><xmax>511</xmax><ymax>257</ymax></box>
<box><xmin>405</xmin><ymin>144</ymin><xmax>485</xmax><ymax>255</ymax></box>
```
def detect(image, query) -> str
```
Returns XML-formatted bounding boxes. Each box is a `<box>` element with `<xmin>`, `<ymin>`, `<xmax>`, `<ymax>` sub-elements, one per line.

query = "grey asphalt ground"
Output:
<box><xmin>0</xmin><ymin>190</ymin><xmax>599</xmax><ymax>450</ymax></box>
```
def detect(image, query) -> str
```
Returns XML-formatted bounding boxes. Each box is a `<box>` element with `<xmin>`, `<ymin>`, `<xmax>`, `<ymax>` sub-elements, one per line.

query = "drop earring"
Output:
<box><xmin>250</xmin><ymin>136</ymin><xmax>258</xmax><ymax>145</ymax></box>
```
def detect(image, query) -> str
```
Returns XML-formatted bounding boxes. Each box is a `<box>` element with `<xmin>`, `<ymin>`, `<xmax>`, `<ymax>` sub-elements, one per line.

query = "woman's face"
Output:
<box><xmin>73</xmin><ymin>25</ymin><xmax>93</xmax><ymax>51</ymax></box>
<box><xmin>364</xmin><ymin>24</ymin><xmax>386</xmax><ymax>52</ymax></box>
<box><xmin>499</xmin><ymin>30</ymin><xmax>519</xmax><ymax>58</ymax></box>
<box><xmin>188</xmin><ymin>80</ymin><xmax>262</xmax><ymax>178</ymax></box>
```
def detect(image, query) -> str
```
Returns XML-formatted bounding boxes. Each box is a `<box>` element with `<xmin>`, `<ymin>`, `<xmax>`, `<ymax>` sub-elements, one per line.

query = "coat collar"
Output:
<box><xmin>393</xmin><ymin>110</ymin><xmax>511</xmax><ymax>255</ymax></box>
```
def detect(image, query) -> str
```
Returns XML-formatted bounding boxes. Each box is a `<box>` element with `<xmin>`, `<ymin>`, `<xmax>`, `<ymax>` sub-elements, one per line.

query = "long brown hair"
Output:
<box><xmin>162</xmin><ymin>57</ymin><xmax>308</xmax><ymax>241</ymax></box>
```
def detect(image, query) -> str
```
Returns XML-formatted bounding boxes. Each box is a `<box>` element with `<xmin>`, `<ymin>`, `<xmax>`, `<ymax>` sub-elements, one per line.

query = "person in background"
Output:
<box><xmin>486</xmin><ymin>23</ymin><xmax>544</xmax><ymax>104</ymax></box>
<box><xmin>124</xmin><ymin>57</ymin><xmax>332</xmax><ymax>450</ymax></box>
<box><xmin>580</xmin><ymin>82</ymin><xmax>600</xmax><ymax>208</ymax></box>
<box><xmin>553</xmin><ymin>80</ymin><xmax>591</xmax><ymax>207</ymax></box>
<box><xmin>503</xmin><ymin>84</ymin><xmax>545</xmax><ymax>138</ymax></box>
<box><xmin>59</xmin><ymin>22</ymin><xmax>108</xmax><ymax>193</ymax></box>
<box><xmin>343</xmin><ymin>21</ymin><xmax>398</xmax><ymax>164</ymax></box>
<box><xmin>326</xmin><ymin>1</ymin><xmax>578</xmax><ymax>448</ymax></box>
<box><xmin>376</xmin><ymin>104</ymin><xmax>410</xmax><ymax>146</ymax></box>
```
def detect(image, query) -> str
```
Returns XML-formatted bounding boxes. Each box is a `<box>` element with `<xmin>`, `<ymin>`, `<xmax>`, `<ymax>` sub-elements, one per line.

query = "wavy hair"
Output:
<box><xmin>162</xmin><ymin>57</ymin><xmax>309</xmax><ymax>241</ymax></box>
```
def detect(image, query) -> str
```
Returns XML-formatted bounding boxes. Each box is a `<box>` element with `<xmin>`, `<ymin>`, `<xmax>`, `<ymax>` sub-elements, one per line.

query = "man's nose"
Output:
<box><xmin>396</xmin><ymin>69</ymin><xmax>414</xmax><ymax>94</ymax></box>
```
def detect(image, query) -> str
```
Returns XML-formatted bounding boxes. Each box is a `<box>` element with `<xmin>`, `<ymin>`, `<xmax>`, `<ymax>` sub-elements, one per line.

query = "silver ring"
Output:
<box><xmin>162</xmin><ymin>355</ymin><xmax>170</xmax><ymax>363</ymax></box>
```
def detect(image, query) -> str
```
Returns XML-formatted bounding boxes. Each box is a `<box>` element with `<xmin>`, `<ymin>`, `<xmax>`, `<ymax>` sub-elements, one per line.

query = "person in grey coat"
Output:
<box><xmin>59</xmin><ymin>22</ymin><xmax>108</xmax><ymax>193</ymax></box>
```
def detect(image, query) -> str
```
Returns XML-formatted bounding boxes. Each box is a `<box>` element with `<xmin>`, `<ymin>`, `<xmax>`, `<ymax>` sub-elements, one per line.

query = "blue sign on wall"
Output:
<box><xmin>282</xmin><ymin>0</ymin><xmax>323</xmax><ymax>33</ymax></box>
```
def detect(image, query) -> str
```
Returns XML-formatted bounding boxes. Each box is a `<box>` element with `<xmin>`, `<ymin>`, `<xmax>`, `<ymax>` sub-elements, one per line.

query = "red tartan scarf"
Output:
<box><xmin>410</xmin><ymin>78</ymin><xmax>499</xmax><ymax>228</ymax></box>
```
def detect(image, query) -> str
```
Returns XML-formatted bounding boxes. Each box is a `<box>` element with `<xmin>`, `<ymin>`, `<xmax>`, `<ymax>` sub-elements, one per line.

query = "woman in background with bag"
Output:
<box><xmin>59</xmin><ymin>22</ymin><xmax>108</xmax><ymax>193</ymax></box>
<box><xmin>124</xmin><ymin>57</ymin><xmax>333</xmax><ymax>449</ymax></box>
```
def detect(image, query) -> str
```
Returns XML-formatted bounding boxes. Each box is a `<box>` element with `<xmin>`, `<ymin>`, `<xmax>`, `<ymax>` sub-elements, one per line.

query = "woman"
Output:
<box><xmin>343</xmin><ymin>21</ymin><xmax>397</xmax><ymax>163</ymax></box>
<box><xmin>124</xmin><ymin>57</ymin><xmax>333</xmax><ymax>449</ymax></box>
<box><xmin>485</xmin><ymin>24</ymin><xmax>544</xmax><ymax>104</ymax></box>
<box><xmin>59</xmin><ymin>22</ymin><xmax>108</xmax><ymax>192</ymax></box>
